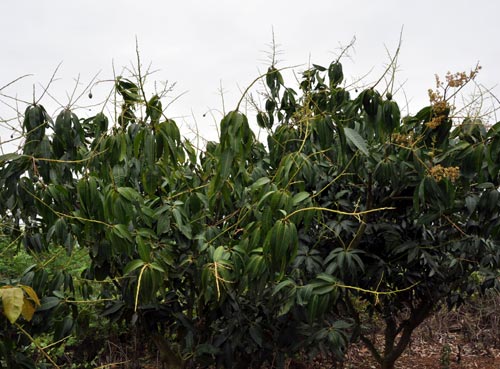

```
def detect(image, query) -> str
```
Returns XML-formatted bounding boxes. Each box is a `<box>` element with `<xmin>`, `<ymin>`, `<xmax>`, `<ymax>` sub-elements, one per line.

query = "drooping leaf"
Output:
<box><xmin>20</xmin><ymin>285</ymin><xmax>41</xmax><ymax>307</ymax></box>
<box><xmin>21</xmin><ymin>299</ymin><xmax>37</xmax><ymax>321</ymax></box>
<box><xmin>344</xmin><ymin>127</ymin><xmax>369</xmax><ymax>156</ymax></box>
<box><xmin>292</xmin><ymin>191</ymin><xmax>310</xmax><ymax>206</ymax></box>
<box><xmin>123</xmin><ymin>259</ymin><xmax>146</xmax><ymax>275</ymax></box>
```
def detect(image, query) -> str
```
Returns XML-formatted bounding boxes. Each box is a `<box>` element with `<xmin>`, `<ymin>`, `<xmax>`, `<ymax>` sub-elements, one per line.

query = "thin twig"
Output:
<box><xmin>36</xmin><ymin>62</ymin><xmax>63</xmax><ymax>105</ymax></box>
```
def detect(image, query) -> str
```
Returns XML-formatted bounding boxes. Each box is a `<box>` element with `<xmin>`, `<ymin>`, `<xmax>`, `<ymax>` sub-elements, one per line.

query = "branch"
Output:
<box><xmin>389</xmin><ymin>301</ymin><xmax>434</xmax><ymax>363</ymax></box>
<box><xmin>345</xmin><ymin>294</ymin><xmax>383</xmax><ymax>363</ymax></box>
<box><xmin>15</xmin><ymin>323</ymin><xmax>61</xmax><ymax>368</ymax></box>
<box><xmin>347</xmin><ymin>173</ymin><xmax>373</xmax><ymax>250</ymax></box>
<box><xmin>370</xmin><ymin>28</ymin><xmax>403</xmax><ymax>91</ymax></box>
<box><xmin>36</xmin><ymin>62</ymin><xmax>63</xmax><ymax>105</ymax></box>
<box><xmin>235</xmin><ymin>65</ymin><xmax>301</xmax><ymax>112</ymax></box>
<box><xmin>283</xmin><ymin>205</ymin><xmax>395</xmax><ymax>222</ymax></box>
<box><xmin>0</xmin><ymin>74</ymin><xmax>33</xmax><ymax>92</ymax></box>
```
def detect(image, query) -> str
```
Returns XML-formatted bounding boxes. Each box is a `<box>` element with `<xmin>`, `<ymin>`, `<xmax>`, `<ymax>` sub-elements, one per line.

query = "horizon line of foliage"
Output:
<box><xmin>0</xmin><ymin>55</ymin><xmax>499</xmax><ymax>369</ymax></box>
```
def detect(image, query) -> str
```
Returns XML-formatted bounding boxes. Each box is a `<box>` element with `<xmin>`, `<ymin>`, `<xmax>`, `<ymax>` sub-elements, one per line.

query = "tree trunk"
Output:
<box><xmin>376</xmin><ymin>301</ymin><xmax>434</xmax><ymax>369</ymax></box>
<box><xmin>381</xmin><ymin>359</ymin><xmax>396</xmax><ymax>369</ymax></box>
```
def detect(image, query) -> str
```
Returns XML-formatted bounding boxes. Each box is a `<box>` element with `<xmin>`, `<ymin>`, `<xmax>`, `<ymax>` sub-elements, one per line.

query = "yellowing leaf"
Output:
<box><xmin>1</xmin><ymin>287</ymin><xmax>24</xmax><ymax>324</ymax></box>
<box><xmin>20</xmin><ymin>285</ymin><xmax>41</xmax><ymax>306</ymax></box>
<box><xmin>21</xmin><ymin>299</ymin><xmax>36</xmax><ymax>321</ymax></box>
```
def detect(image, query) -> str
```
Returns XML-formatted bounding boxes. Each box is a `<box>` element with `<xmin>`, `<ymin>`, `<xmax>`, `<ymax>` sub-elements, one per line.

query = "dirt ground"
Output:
<box><xmin>341</xmin><ymin>339</ymin><xmax>500</xmax><ymax>369</ymax></box>
<box><xmin>337</xmin><ymin>297</ymin><xmax>500</xmax><ymax>369</ymax></box>
<box><xmin>315</xmin><ymin>323</ymin><xmax>500</xmax><ymax>369</ymax></box>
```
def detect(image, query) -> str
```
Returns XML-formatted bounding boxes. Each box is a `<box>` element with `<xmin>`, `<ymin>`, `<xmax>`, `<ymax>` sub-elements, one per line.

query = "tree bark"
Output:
<box><xmin>377</xmin><ymin>301</ymin><xmax>434</xmax><ymax>369</ymax></box>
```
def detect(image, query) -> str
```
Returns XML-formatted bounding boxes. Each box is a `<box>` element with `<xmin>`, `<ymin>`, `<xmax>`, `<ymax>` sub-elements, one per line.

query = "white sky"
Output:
<box><xmin>1</xmin><ymin>0</ymin><xmax>500</xmax><ymax>152</ymax></box>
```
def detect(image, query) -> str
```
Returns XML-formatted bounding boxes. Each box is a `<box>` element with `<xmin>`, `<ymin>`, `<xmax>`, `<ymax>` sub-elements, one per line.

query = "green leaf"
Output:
<box><xmin>54</xmin><ymin>316</ymin><xmax>74</xmax><ymax>341</ymax></box>
<box><xmin>328</xmin><ymin>61</ymin><xmax>343</xmax><ymax>87</ymax></box>
<box><xmin>476</xmin><ymin>182</ymin><xmax>494</xmax><ymax>189</ymax></box>
<box><xmin>344</xmin><ymin>127</ymin><xmax>369</xmax><ymax>156</ymax></box>
<box><xmin>146</xmin><ymin>95</ymin><xmax>162</xmax><ymax>123</ymax></box>
<box><xmin>316</xmin><ymin>273</ymin><xmax>337</xmax><ymax>284</ymax></box>
<box><xmin>52</xmin><ymin>290</ymin><xmax>65</xmax><ymax>299</ymax></box>
<box><xmin>292</xmin><ymin>191</ymin><xmax>310</xmax><ymax>205</ymax></box>
<box><xmin>101</xmin><ymin>301</ymin><xmax>125</xmax><ymax>317</ymax></box>
<box><xmin>150</xmin><ymin>262</ymin><xmax>166</xmax><ymax>273</ymax></box>
<box><xmin>144</xmin><ymin>131</ymin><xmax>156</xmax><ymax>166</ymax></box>
<box><xmin>307</xmin><ymin>294</ymin><xmax>320</xmax><ymax>322</ymax></box>
<box><xmin>213</xmin><ymin>246</ymin><xmax>226</xmax><ymax>261</ymax></box>
<box><xmin>313</xmin><ymin>284</ymin><xmax>336</xmax><ymax>295</ymax></box>
<box><xmin>195</xmin><ymin>343</ymin><xmax>219</xmax><ymax>356</ymax></box>
<box><xmin>113</xmin><ymin>224</ymin><xmax>132</xmax><ymax>242</ymax></box>
<box><xmin>256</xmin><ymin>111</ymin><xmax>270</xmax><ymax>129</ymax></box>
<box><xmin>0</xmin><ymin>153</ymin><xmax>21</xmax><ymax>164</ymax></box>
<box><xmin>112</xmin><ymin>165</ymin><xmax>127</xmax><ymax>186</ymax></box>
<box><xmin>38</xmin><ymin>296</ymin><xmax>61</xmax><ymax>311</ymax></box>
<box><xmin>136</xmin><ymin>236</ymin><xmax>151</xmax><ymax>262</ymax></box>
<box><xmin>249</xmin><ymin>324</ymin><xmax>263</xmax><ymax>347</ymax></box>
<box><xmin>273</xmin><ymin>279</ymin><xmax>296</xmax><ymax>296</ymax></box>
<box><xmin>157</xmin><ymin>214</ymin><xmax>171</xmax><ymax>235</ymax></box>
<box><xmin>119</xmin><ymin>133</ymin><xmax>127</xmax><ymax>161</ymax></box>
<box><xmin>219</xmin><ymin>150</ymin><xmax>233</xmax><ymax>180</ymax></box>
<box><xmin>117</xmin><ymin>187</ymin><xmax>140</xmax><ymax>202</ymax></box>
<box><xmin>172</xmin><ymin>207</ymin><xmax>183</xmax><ymax>226</ymax></box>
<box><xmin>123</xmin><ymin>259</ymin><xmax>145</xmax><ymax>275</ymax></box>
<box><xmin>251</xmin><ymin>177</ymin><xmax>271</xmax><ymax>190</ymax></box>
<box><xmin>247</xmin><ymin>254</ymin><xmax>266</xmax><ymax>278</ymax></box>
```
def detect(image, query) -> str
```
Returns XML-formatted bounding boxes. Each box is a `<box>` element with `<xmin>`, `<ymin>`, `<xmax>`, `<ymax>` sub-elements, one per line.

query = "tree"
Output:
<box><xmin>0</xmin><ymin>54</ymin><xmax>499</xmax><ymax>369</ymax></box>
<box><xmin>260</xmin><ymin>61</ymin><xmax>500</xmax><ymax>369</ymax></box>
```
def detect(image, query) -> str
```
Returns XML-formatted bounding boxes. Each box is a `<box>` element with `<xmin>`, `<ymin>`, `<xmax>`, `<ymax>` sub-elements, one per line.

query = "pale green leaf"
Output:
<box><xmin>292</xmin><ymin>191</ymin><xmax>310</xmax><ymax>205</ymax></box>
<box><xmin>251</xmin><ymin>177</ymin><xmax>271</xmax><ymax>190</ymax></box>
<box><xmin>344</xmin><ymin>127</ymin><xmax>369</xmax><ymax>156</ymax></box>
<box><xmin>117</xmin><ymin>187</ymin><xmax>140</xmax><ymax>202</ymax></box>
<box><xmin>123</xmin><ymin>259</ymin><xmax>146</xmax><ymax>275</ymax></box>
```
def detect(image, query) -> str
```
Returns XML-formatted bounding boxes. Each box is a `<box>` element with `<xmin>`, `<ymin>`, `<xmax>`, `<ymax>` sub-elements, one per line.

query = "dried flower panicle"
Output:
<box><xmin>426</xmin><ymin>89</ymin><xmax>451</xmax><ymax>130</ymax></box>
<box><xmin>425</xmin><ymin>65</ymin><xmax>481</xmax><ymax>130</ymax></box>
<box><xmin>425</xmin><ymin>115</ymin><xmax>446</xmax><ymax>130</ymax></box>
<box><xmin>432</xmin><ymin>100</ymin><xmax>449</xmax><ymax>116</ymax></box>
<box><xmin>433</xmin><ymin>65</ymin><xmax>481</xmax><ymax>91</ymax></box>
<box><xmin>445</xmin><ymin>66</ymin><xmax>481</xmax><ymax>88</ymax></box>
<box><xmin>391</xmin><ymin>132</ymin><xmax>414</xmax><ymax>146</ymax></box>
<box><xmin>428</xmin><ymin>88</ymin><xmax>443</xmax><ymax>105</ymax></box>
<box><xmin>429</xmin><ymin>164</ymin><xmax>460</xmax><ymax>182</ymax></box>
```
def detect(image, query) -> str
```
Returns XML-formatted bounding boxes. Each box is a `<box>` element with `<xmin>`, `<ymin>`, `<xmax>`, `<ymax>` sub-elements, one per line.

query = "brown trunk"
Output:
<box><xmin>381</xmin><ymin>360</ymin><xmax>395</xmax><ymax>369</ymax></box>
<box><xmin>377</xmin><ymin>301</ymin><xmax>434</xmax><ymax>369</ymax></box>
<box><xmin>357</xmin><ymin>301</ymin><xmax>434</xmax><ymax>369</ymax></box>
<box><xmin>346</xmin><ymin>293</ymin><xmax>435</xmax><ymax>369</ymax></box>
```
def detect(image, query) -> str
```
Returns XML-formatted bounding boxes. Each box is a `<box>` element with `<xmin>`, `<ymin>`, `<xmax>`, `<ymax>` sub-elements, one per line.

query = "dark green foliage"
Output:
<box><xmin>0</xmin><ymin>59</ymin><xmax>499</xmax><ymax>369</ymax></box>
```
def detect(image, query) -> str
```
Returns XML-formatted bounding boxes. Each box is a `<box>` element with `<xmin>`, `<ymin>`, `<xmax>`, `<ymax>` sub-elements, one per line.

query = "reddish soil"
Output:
<box><xmin>316</xmin><ymin>324</ymin><xmax>500</xmax><ymax>369</ymax></box>
<box><xmin>342</xmin><ymin>339</ymin><xmax>500</xmax><ymax>369</ymax></box>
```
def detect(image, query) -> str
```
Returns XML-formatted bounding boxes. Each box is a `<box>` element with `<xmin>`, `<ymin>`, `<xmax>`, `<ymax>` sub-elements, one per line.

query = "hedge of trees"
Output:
<box><xmin>0</xmin><ymin>55</ymin><xmax>499</xmax><ymax>369</ymax></box>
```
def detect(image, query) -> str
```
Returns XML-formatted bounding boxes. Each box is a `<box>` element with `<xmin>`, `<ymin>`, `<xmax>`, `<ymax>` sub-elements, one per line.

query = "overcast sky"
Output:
<box><xmin>1</xmin><ymin>0</ymin><xmax>499</xmax><ymax>152</ymax></box>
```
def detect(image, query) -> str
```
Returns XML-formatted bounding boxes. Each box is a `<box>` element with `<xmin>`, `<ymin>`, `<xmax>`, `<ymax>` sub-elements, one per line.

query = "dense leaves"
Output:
<box><xmin>0</xmin><ymin>60</ymin><xmax>499</xmax><ymax>369</ymax></box>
